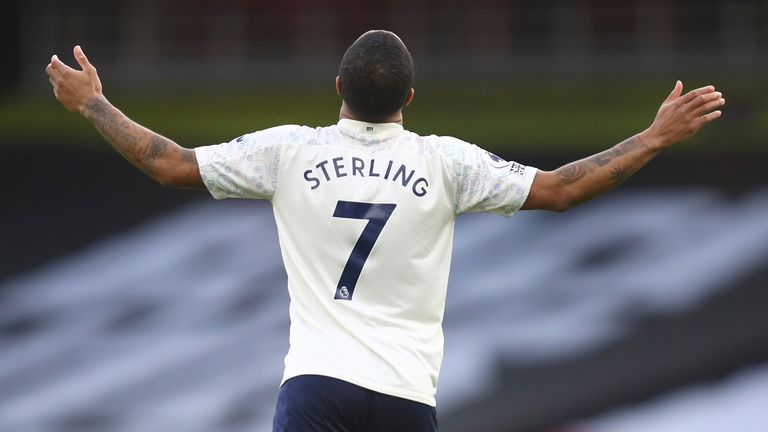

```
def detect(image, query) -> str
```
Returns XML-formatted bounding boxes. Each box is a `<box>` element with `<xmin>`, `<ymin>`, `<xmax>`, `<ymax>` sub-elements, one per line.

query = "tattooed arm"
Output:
<box><xmin>81</xmin><ymin>97</ymin><xmax>202</xmax><ymax>188</ymax></box>
<box><xmin>46</xmin><ymin>46</ymin><xmax>203</xmax><ymax>189</ymax></box>
<box><xmin>522</xmin><ymin>81</ymin><xmax>725</xmax><ymax>211</ymax></box>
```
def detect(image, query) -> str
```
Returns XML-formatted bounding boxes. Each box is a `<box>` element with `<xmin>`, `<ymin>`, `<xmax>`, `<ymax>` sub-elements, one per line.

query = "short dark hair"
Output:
<box><xmin>339</xmin><ymin>30</ymin><xmax>415</xmax><ymax>122</ymax></box>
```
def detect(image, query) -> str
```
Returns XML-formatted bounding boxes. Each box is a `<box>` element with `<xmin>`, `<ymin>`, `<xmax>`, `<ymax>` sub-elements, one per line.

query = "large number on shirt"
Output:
<box><xmin>332</xmin><ymin>201</ymin><xmax>397</xmax><ymax>301</ymax></box>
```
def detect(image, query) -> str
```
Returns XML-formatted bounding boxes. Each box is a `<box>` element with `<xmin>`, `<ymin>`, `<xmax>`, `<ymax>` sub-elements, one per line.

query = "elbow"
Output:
<box><xmin>154</xmin><ymin>172</ymin><xmax>181</xmax><ymax>189</ymax></box>
<box><xmin>527</xmin><ymin>170</ymin><xmax>577</xmax><ymax>213</ymax></box>
<box><xmin>151</xmin><ymin>148</ymin><xmax>200</xmax><ymax>189</ymax></box>
<box><xmin>151</xmin><ymin>160</ymin><xmax>187</xmax><ymax>188</ymax></box>
<box><xmin>523</xmin><ymin>187</ymin><xmax>575</xmax><ymax>212</ymax></box>
<box><xmin>549</xmin><ymin>189</ymin><xmax>578</xmax><ymax>212</ymax></box>
<box><xmin>551</xmin><ymin>202</ymin><xmax>571</xmax><ymax>213</ymax></box>
<box><xmin>550</xmin><ymin>200</ymin><xmax>572</xmax><ymax>213</ymax></box>
<box><xmin>155</xmin><ymin>176</ymin><xmax>173</xmax><ymax>188</ymax></box>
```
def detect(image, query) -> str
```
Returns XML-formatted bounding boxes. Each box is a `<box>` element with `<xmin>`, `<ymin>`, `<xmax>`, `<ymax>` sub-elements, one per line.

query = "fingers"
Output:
<box><xmin>677</xmin><ymin>85</ymin><xmax>715</xmax><ymax>104</ymax></box>
<box><xmin>696</xmin><ymin>110</ymin><xmax>722</xmax><ymax>126</ymax></box>
<box><xmin>675</xmin><ymin>85</ymin><xmax>725</xmax><ymax>124</ymax></box>
<box><xmin>46</xmin><ymin>56</ymin><xmax>62</xmax><ymax>86</ymax></box>
<box><xmin>49</xmin><ymin>54</ymin><xmax>76</xmax><ymax>76</ymax></box>
<box><xmin>50</xmin><ymin>55</ymin><xmax>63</xmax><ymax>74</ymax></box>
<box><xmin>46</xmin><ymin>56</ymin><xmax>59</xmax><ymax>76</ymax></box>
<box><xmin>692</xmin><ymin>95</ymin><xmax>725</xmax><ymax>117</ymax></box>
<box><xmin>664</xmin><ymin>80</ymin><xmax>683</xmax><ymax>103</ymax></box>
<box><xmin>46</xmin><ymin>58</ymin><xmax>59</xmax><ymax>88</ymax></box>
<box><xmin>685</xmin><ymin>90</ymin><xmax>722</xmax><ymax>110</ymax></box>
<box><xmin>73</xmin><ymin>45</ymin><xmax>96</xmax><ymax>75</ymax></box>
<box><xmin>46</xmin><ymin>46</ymin><xmax>94</xmax><ymax>84</ymax></box>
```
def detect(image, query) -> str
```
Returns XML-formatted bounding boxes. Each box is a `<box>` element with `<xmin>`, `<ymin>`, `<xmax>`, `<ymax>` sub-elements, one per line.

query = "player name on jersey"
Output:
<box><xmin>303</xmin><ymin>156</ymin><xmax>429</xmax><ymax>197</ymax></box>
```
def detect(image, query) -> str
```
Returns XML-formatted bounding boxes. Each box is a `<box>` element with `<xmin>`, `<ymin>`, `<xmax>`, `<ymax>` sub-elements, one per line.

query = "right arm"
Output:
<box><xmin>46</xmin><ymin>45</ymin><xmax>203</xmax><ymax>189</ymax></box>
<box><xmin>522</xmin><ymin>81</ymin><xmax>724</xmax><ymax>211</ymax></box>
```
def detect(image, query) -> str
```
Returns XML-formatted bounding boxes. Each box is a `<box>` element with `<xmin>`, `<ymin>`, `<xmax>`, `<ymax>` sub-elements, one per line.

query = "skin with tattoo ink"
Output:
<box><xmin>46</xmin><ymin>46</ymin><xmax>203</xmax><ymax>189</ymax></box>
<box><xmin>44</xmin><ymin>37</ymin><xmax>726</xmax><ymax>429</ymax></box>
<box><xmin>46</xmin><ymin>47</ymin><xmax>723</xmax><ymax>210</ymax></box>
<box><xmin>525</xmin><ymin>81</ymin><xmax>724</xmax><ymax>211</ymax></box>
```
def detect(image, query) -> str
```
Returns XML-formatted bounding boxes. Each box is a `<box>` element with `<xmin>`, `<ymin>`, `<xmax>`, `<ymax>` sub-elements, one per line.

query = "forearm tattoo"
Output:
<box><xmin>609</xmin><ymin>166</ymin><xmax>630</xmax><ymax>185</ymax></box>
<box><xmin>84</xmin><ymin>98</ymin><xmax>139</xmax><ymax>148</ymax></box>
<box><xmin>84</xmin><ymin>98</ymin><xmax>179</xmax><ymax>175</ymax></box>
<box><xmin>589</xmin><ymin>136</ymin><xmax>646</xmax><ymax>167</ymax></box>
<box><xmin>556</xmin><ymin>160</ymin><xmax>592</xmax><ymax>184</ymax></box>
<box><xmin>556</xmin><ymin>136</ymin><xmax>647</xmax><ymax>187</ymax></box>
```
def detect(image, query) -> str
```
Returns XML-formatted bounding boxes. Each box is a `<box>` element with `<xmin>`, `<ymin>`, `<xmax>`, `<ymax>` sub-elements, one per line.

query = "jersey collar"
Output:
<box><xmin>337</xmin><ymin>119</ymin><xmax>404</xmax><ymax>141</ymax></box>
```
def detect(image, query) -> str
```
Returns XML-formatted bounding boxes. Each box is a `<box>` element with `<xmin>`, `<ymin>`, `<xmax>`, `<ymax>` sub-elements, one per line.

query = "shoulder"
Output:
<box><xmin>433</xmin><ymin>135</ymin><xmax>473</xmax><ymax>158</ymax></box>
<box><xmin>197</xmin><ymin>124</ymin><xmax>320</xmax><ymax>167</ymax></box>
<box><xmin>240</xmin><ymin>124</ymin><xmax>318</xmax><ymax>146</ymax></box>
<box><xmin>431</xmin><ymin>135</ymin><xmax>516</xmax><ymax>174</ymax></box>
<box><xmin>395</xmin><ymin>129</ymin><xmax>470</xmax><ymax>159</ymax></box>
<box><xmin>421</xmin><ymin>134</ymin><xmax>487</xmax><ymax>173</ymax></box>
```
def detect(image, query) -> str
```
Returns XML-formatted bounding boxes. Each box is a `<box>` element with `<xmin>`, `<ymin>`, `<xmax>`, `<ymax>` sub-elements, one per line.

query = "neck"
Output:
<box><xmin>339</xmin><ymin>102</ymin><xmax>403</xmax><ymax>125</ymax></box>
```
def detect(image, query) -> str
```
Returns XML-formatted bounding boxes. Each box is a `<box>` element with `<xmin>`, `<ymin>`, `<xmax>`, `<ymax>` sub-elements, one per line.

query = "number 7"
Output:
<box><xmin>332</xmin><ymin>201</ymin><xmax>397</xmax><ymax>300</ymax></box>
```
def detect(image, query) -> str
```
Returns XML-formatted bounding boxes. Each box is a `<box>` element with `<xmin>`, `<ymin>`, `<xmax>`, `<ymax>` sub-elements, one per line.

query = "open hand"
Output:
<box><xmin>641</xmin><ymin>81</ymin><xmax>725</xmax><ymax>149</ymax></box>
<box><xmin>45</xmin><ymin>45</ymin><xmax>103</xmax><ymax>114</ymax></box>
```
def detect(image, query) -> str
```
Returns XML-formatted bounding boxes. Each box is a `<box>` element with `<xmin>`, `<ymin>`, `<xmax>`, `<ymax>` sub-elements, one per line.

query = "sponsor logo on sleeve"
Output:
<box><xmin>509</xmin><ymin>162</ymin><xmax>525</xmax><ymax>176</ymax></box>
<box><xmin>485</xmin><ymin>151</ymin><xmax>526</xmax><ymax>175</ymax></box>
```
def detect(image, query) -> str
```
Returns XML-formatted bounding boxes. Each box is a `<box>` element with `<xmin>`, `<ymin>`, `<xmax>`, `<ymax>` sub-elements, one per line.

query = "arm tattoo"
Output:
<box><xmin>556</xmin><ymin>160</ymin><xmax>592</xmax><ymax>185</ymax></box>
<box><xmin>147</xmin><ymin>135</ymin><xmax>170</xmax><ymax>163</ymax></box>
<box><xmin>546</xmin><ymin>134</ymin><xmax>658</xmax><ymax>209</ymax></box>
<box><xmin>83</xmin><ymin>97</ymin><xmax>196</xmax><ymax>184</ymax></box>
<box><xmin>85</xmin><ymin>98</ymin><xmax>139</xmax><ymax>147</ymax></box>
<box><xmin>609</xmin><ymin>166</ymin><xmax>630</xmax><ymax>185</ymax></box>
<box><xmin>556</xmin><ymin>136</ymin><xmax>647</xmax><ymax>187</ymax></box>
<box><xmin>181</xmin><ymin>147</ymin><xmax>196</xmax><ymax>163</ymax></box>
<box><xmin>589</xmin><ymin>136</ymin><xmax>646</xmax><ymax>166</ymax></box>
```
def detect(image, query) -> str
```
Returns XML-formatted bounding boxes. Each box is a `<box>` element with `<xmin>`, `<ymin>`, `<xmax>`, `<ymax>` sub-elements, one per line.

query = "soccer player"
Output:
<box><xmin>46</xmin><ymin>30</ymin><xmax>724</xmax><ymax>432</ymax></box>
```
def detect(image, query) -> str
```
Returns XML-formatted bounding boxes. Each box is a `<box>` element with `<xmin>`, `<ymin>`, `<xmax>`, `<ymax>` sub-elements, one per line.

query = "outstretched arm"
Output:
<box><xmin>45</xmin><ymin>46</ymin><xmax>203</xmax><ymax>189</ymax></box>
<box><xmin>522</xmin><ymin>81</ymin><xmax>724</xmax><ymax>211</ymax></box>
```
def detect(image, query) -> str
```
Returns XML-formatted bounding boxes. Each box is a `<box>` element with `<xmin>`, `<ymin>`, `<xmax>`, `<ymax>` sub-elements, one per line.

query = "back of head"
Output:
<box><xmin>338</xmin><ymin>30</ymin><xmax>415</xmax><ymax>122</ymax></box>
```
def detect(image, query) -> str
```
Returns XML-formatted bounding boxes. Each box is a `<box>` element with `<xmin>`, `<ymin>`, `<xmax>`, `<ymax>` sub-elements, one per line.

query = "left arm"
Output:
<box><xmin>46</xmin><ymin>45</ymin><xmax>203</xmax><ymax>189</ymax></box>
<box><xmin>522</xmin><ymin>81</ymin><xmax>724</xmax><ymax>211</ymax></box>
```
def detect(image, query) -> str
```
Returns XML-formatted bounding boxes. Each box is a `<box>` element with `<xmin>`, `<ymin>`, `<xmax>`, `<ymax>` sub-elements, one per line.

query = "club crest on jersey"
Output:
<box><xmin>485</xmin><ymin>151</ymin><xmax>526</xmax><ymax>176</ymax></box>
<box><xmin>485</xmin><ymin>151</ymin><xmax>506</xmax><ymax>165</ymax></box>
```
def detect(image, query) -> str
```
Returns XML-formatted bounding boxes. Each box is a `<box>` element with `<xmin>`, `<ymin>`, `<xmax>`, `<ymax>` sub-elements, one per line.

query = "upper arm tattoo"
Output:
<box><xmin>181</xmin><ymin>147</ymin><xmax>197</xmax><ymax>164</ymax></box>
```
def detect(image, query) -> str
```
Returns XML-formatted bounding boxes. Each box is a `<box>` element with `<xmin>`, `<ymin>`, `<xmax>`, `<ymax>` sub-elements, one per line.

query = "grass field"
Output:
<box><xmin>2</xmin><ymin>75</ymin><xmax>765</xmax><ymax>155</ymax></box>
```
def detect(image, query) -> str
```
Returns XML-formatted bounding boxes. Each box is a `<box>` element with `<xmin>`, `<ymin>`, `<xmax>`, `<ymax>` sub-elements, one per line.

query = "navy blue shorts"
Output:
<box><xmin>272</xmin><ymin>375</ymin><xmax>438</xmax><ymax>432</ymax></box>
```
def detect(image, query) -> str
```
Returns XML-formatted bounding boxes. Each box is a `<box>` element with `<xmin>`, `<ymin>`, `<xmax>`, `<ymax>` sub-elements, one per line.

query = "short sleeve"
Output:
<box><xmin>437</xmin><ymin>136</ymin><xmax>538</xmax><ymax>216</ymax></box>
<box><xmin>195</xmin><ymin>125</ymin><xmax>307</xmax><ymax>200</ymax></box>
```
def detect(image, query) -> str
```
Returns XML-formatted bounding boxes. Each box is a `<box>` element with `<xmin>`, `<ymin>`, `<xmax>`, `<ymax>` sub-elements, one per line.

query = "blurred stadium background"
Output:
<box><xmin>1</xmin><ymin>1</ymin><xmax>767</xmax><ymax>431</ymax></box>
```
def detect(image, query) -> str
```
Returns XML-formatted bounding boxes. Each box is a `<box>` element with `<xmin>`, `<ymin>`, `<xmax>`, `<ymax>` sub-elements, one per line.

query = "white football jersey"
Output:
<box><xmin>195</xmin><ymin>119</ymin><xmax>537</xmax><ymax>406</ymax></box>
